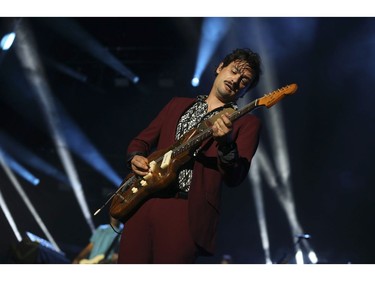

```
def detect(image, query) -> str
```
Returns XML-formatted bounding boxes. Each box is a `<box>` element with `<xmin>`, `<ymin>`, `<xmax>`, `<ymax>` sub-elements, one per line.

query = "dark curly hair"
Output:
<box><xmin>217</xmin><ymin>48</ymin><xmax>262</xmax><ymax>90</ymax></box>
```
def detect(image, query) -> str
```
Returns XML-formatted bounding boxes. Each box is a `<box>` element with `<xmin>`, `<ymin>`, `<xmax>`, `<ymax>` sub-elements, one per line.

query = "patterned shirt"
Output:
<box><xmin>175</xmin><ymin>95</ymin><xmax>237</xmax><ymax>192</ymax></box>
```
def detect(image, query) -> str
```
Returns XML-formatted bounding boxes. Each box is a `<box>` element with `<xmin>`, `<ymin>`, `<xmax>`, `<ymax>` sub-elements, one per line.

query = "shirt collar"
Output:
<box><xmin>196</xmin><ymin>95</ymin><xmax>238</xmax><ymax>110</ymax></box>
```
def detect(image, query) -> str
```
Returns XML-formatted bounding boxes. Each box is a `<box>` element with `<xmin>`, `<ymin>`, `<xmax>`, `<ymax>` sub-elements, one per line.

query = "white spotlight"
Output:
<box><xmin>33</xmin><ymin>178</ymin><xmax>40</xmax><ymax>185</ymax></box>
<box><xmin>308</xmin><ymin>251</ymin><xmax>319</xmax><ymax>264</ymax></box>
<box><xmin>1</xmin><ymin>32</ymin><xmax>16</xmax><ymax>51</ymax></box>
<box><xmin>295</xmin><ymin>250</ymin><xmax>304</xmax><ymax>264</ymax></box>
<box><xmin>133</xmin><ymin>76</ymin><xmax>140</xmax><ymax>84</ymax></box>
<box><xmin>191</xmin><ymin>77</ymin><xmax>200</xmax><ymax>87</ymax></box>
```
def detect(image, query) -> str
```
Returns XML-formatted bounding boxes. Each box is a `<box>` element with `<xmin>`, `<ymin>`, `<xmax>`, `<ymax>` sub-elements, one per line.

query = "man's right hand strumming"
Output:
<box><xmin>130</xmin><ymin>155</ymin><xmax>150</xmax><ymax>176</ymax></box>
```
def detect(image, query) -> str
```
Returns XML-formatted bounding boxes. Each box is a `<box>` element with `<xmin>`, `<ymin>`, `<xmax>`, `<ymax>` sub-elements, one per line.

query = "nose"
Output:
<box><xmin>231</xmin><ymin>74</ymin><xmax>241</xmax><ymax>87</ymax></box>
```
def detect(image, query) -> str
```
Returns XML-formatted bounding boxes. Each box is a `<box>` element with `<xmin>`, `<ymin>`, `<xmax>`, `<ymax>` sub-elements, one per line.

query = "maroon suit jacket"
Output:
<box><xmin>127</xmin><ymin>97</ymin><xmax>261</xmax><ymax>254</ymax></box>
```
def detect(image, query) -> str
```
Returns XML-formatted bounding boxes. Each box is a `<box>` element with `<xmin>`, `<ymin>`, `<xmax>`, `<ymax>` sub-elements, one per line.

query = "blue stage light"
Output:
<box><xmin>191</xmin><ymin>77</ymin><xmax>200</xmax><ymax>87</ymax></box>
<box><xmin>192</xmin><ymin>18</ymin><xmax>231</xmax><ymax>89</ymax></box>
<box><xmin>0</xmin><ymin>150</ymin><xmax>40</xmax><ymax>186</ymax></box>
<box><xmin>0</xmin><ymin>32</ymin><xmax>16</xmax><ymax>51</ymax></box>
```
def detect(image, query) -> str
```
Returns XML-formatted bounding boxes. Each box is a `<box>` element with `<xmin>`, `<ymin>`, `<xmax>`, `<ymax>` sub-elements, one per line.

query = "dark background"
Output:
<box><xmin>0</xmin><ymin>17</ymin><xmax>374</xmax><ymax>264</ymax></box>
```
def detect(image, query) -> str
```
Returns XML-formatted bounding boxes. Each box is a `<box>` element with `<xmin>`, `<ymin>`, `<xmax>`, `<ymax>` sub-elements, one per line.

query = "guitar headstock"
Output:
<box><xmin>258</xmin><ymin>83</ymin><xmax>298</xmax><ymax>108</ymax></box>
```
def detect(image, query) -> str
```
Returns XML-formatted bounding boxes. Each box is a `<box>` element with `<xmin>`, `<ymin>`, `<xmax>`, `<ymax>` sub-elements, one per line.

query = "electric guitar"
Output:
<box><xmin>107</xmin><ymin>83</ymin><xmax>298</xmax><ymax>222</ymax></box>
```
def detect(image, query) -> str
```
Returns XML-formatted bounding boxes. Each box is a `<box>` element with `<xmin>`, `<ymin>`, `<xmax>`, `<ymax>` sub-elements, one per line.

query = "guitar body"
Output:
<box><xmin>109</xmin><ymin>128</ymin><xmax>201</xmax><ymax>221</ymax></box>
<box><xmin>107</xmin><ymin>84</ymin><xmax>298</xmax><ymax>222</ymax></box>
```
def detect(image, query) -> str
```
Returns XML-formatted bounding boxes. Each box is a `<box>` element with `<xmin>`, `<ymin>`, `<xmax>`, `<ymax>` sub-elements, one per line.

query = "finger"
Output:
<box><xmin>131</xmin><ymin>163</ymin><xmax>149</xmax><ymax>176</ymax></box>
<box><xmin>220</xmin><ymin>114</ymin><xmax>232</xmax><ymax>128</ymax></box>
<box><xmin>215</xmin><ymin>119</ymin><xmax>229</xmax><ymax>134</ymax></box>
<box><xmin>212</xmin><ymin>124</ymin><xmax>218</xmax><ymax>133</ymax></box>
<box><xmin>136</xmin><ymin>161</ymin><xmax>149</xmax><ymax>171</ymax></box>
<box><xmin>212</xmin><ymin>126</ymin><xmax>219</xmax><ymax>138</ymax></box>
<box><xmin>214</xmin><ymin>118</ymin><xmax>224</xmax><ymax>130</ymax></box>
<box><xmin>132</xmin><ymin>156</ymin><xmax>149</xmax><ymax>171</ymax></box>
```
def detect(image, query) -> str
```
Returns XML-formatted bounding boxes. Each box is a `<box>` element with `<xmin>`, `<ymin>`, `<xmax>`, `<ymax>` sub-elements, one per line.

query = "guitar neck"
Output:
<box><xmin>173</xmin><ymin>99</ymin><xmax>260</xmax><ymax>158</ymax></box>
<box><xmin>229</xmin><ymin>99</ymin><xmax>259</xmax><ymax>122</ymax></box>
<box><xmin>161</xmin><ymin>82</ymin><xmax>299</xmax><ymax>161</ymax></box>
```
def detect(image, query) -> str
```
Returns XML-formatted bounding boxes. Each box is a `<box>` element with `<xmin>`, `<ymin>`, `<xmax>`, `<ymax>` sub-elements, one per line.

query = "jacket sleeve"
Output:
<box><xmin>218</xmin><ymin>114</ymin><xmax>261</xmax><ymax>187</ymax></box>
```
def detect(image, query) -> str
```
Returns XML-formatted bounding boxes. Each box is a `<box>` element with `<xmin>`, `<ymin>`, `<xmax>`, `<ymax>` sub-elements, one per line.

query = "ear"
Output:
<box><xmin>216</xmin><ymin>62</ymin><xmax>224</xmax><ymax>75</ymax></box>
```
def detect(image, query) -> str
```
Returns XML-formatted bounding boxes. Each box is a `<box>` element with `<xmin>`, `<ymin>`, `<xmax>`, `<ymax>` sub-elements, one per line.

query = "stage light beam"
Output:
<box><xmin>58</xmin><ymin>110</ymin><xmax>122</xmax><ymax>187</ymax></box>
<box><xmin>40</xmin><ymin>18</ymin><xmax>139</xmax><ymax>84</ymax></box>
<box><xmin>14</xmin><ymin>20</ymin><xmax>95</xmax><ymax>232</ymax></box>
<box><xmin>45</xmin><ymin>57</ymin><xmax>88</xmax><ymax>83</ymax></box>
<box><xmin>248</xmin><ymin>17</ymin><xmax>317</xmax><ymax>263</ymax></box>
<box><xmin>192</xmin><ymin>18</ymin><xmax>231</xmax><ymax>87</ymax></box>
<box><xmin>1</xmin><ymin>151</ymin><xmax>40</xmax><ymax>186</ymax></box>
<box><xmin>0</xmin><ymin>183</ymin><xmax>22</xmax><ymax>242</ymax></box>
<box><xmin>0</xmin><ymin>131</ymin><xmax>70</xmax><ymax>186</ymax></box>
<box><xmin>248</xmin><ymin>157</ymin><xmax>272</xmax><ymax>264</ymax></box>
<box><xmin>0</xmin><ymin>150</ymin><xmax>61</xmax><ymax>252</ymax></box>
